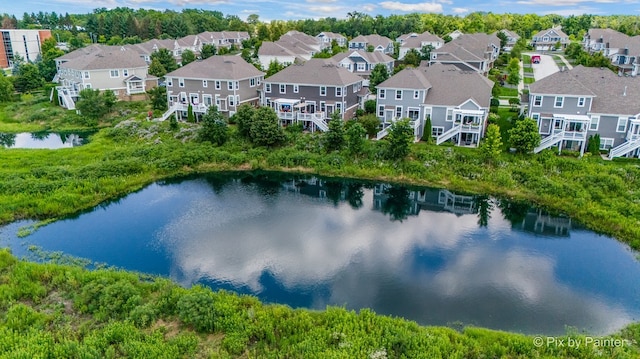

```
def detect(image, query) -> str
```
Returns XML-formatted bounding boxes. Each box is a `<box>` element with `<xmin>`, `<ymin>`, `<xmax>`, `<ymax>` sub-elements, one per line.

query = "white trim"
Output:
<box><xmin>335</xmin><ymin>86</ymin><xmax>342</xmax><ymax>97</ymax></box>
<box><xmin>110</xmin><ymin>69</ymin><xmax>119</xmax><ymax>78</ymax></box>
<box><xmin>202</xmin><ymin>80</ymin><xmax>208</xmax><ymax>88</ymax></box>
<box><xmin>179</xmin><ymin>78</ymin><xmax>185</xmax><ymax>88</ymax></box>
<box><xmin>577</xmin><ymin>97</ymin><xmax>585</xmax><ymax>107</ymax></box>
<box><xmin>215</xmin><ymin>81</ymin><xmax>221</xmax><ymax>90</ymax></box>
<box><xmin>616</xmin><ymin>117</ymin><xmax>627</xmax><ymax>133</ymax></box>
<box><xmin>533</xmin><ymin>95</ymin><xmax>542</xmax><ymax>107</ymax></box>
<box><xmin>600</xmin><ymin>137</ymin><xmax>614</xmax><ymax>150</ymax></box>
<box><xmin>167</xmin><ymin>78</ymin><xmax>173</xmax><ymax>87</ymax></box>
<box><xmin>395</xmin><ymin>90</ymin><xmax>402</xmax><ymax>100</ymax></box>
<box><xmin>378</xmin><ymin>89</ymin><xmax>385</xmax><ymax>99</ymax></box>
<box><xmin>413</xmin><ymin>90</ymin><xmax>420</xmax><ymax>100</ymax></box>
<box><xmin>554</xmin><ymin>96</ymin><xmax>563</xmax><ymax>108</ymax></box>
<box><xmin>446</xmin><ymin>108</ymin><xmax>453</xmax><ymax>121</ymax></box>
<box><xmin>279</xmin><ymin>84</ymin><xmax>286</xmax><ymax>94</ymax></box>
<box><xmin>293</xmin><ymin>84</ymin><xmax>299</xmax><ymax>93</ymax></box>
<box><xmin>378</xmin><ymin>105</ymin><xmax>384</xmax><ymax>117</ymax></box>
<box><xmin>265</xmin><ymin>83</ymin><xmax>271</xmax><ymax>93</ymax></box>
<box><xmin>395</xmin><ymin>105</ymin><xmax>402</xmax><ymax>118</ymax></box>
<box><xmin>432</xmin><ymin>126</ymin><xmax>444</xmax><ymax>137</ymax></box>
<box><xmin>589</xmin><ymin>115</ymin><xmax>599</xmax><ymax>131</ymax></box>
<box><xmin>320</xmin><ymin>86</ymin><xmax>327</xmax><ymax>96</ymax></box>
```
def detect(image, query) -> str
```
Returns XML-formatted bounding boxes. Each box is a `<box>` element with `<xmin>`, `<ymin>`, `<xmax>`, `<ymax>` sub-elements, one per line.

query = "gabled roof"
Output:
<box><xmin>176</xmin><ymin>35</ymin><xmax>199</xmax><ymax>48</ymax></box>
<box><xmin>126</xmin><ymin>39</ymin><xmax>176</xmax><ymax>56</ymax></box>
<box><xmin>317</xmin><ymin>32</ymin><xmax>346</xmax><ymax>40</ymax></box>
<box><xmin>377</xmin><ymin>67</ymin><xmax>431</xmax><ymax>90</ymax></box>
<box><xmin>498</xmin><ymin>29</ymin><xmax>520</xmax><ymax>40</ymax></box>
<box><xmin>280</xmin><ymin>30</ymin><xmax>320</xmax><ymax>48</ymax></box>
<box><xmin>433</xmin><ymin>33</ymin><xmax>499</xmax><ymax>62</ymax></box>
<box><xmin>533</xmin><ymin>27</ymin><xmax>568</xmax><ymax>39</ymax></box>
<box><xmin>349</xmin><ymin>34</ymin><xmax>393</xmax><ymax>49</ymax></box>
<box><xmin>401</xmin><ymin>31</ymin><xmax>443</xmax><ymax>48</ymax></box>
<box><xmin>264</xmin><ymin>58</ymin><xmax>362</xmax><ymax>86</ymax></box>
<box><xmin>56</xmin><ymin>44</ymin><xmax>104</xmax><ymax>61</ymax></box>
<box><xmin>396</xmin><ymin>32</ymin><xmax>419</xmax><ymax>43</ymax></box>
<box><xmin>258</xmin><ymin>41</ymin><xmax>314</xmax><ymax>57</ymax></box>
<box><xmin>222</xmin><ymin>31</ymin><xmax>250</xmax><ymax>39</ymax></box>
<box><xmin>422</xmin><ymin>63</ymin><xmax>493</xmax><ymax>107</ymax></box>
<box><xmin>59</xmin><ymin>46</ymin><xmax>147</xmax><ymax>70</ymax></box>
<box><xmin>530</xmin><ymin>65</ymin><xmax>640</xmax><ymax>115</ymax></box>
<box><xmin>165</xmin><ymin>55</ymin><xmax>264</xmax><ymax>80</ymax></box>
<box><xmin>331</xmin><ymin>50</ymin><xmax>394</xmax><ymax>64</ymax></box>
<box><xmin>433</xmin><ymin>43</ymin><xmax>484</xmax><ymax>62</ymax></box>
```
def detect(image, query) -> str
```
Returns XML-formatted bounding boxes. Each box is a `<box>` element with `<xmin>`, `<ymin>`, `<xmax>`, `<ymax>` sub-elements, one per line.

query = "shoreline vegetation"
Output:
<box><xmin>1</xmin><ymin>99</ymin><xmax>640</xmax><ymax>357</ymax></box>
<box><xmin>0</xmin><ymin>248</ymin><xmax>639</xmax><ymax>357</ymax></box>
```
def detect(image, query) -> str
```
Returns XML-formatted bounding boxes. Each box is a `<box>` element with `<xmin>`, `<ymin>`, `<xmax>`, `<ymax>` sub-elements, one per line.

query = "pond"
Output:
<box><xmin>1</xmin><ymin>172</ymin><xmax>639</xmax><ymax>335</ymax></box>
<box><xmin>0</xmin><ymin>132</ymin><xmax>91</xmax><ymax>149</ymax></box>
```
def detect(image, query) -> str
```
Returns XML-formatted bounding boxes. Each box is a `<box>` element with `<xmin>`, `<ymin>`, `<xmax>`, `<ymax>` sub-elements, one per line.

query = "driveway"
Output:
<box><xmin>529</xmin><ymin>54</ymin><xmax>560</xmax><ymax>81</ymax></box>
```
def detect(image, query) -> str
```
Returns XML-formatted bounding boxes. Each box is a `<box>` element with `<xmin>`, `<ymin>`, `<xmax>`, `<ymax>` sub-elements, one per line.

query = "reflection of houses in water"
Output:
<box><xmin>281</xmin><ymin>177</ymin><xmax>347</xmax><ymax>201</ymax></box>
<box><xmin>516</xmin><ymin>209</ymin><xmax>572</xmax><ymax>237</ymax></box>
<box><xmin>373</xmin><ymin>184</ymin><xmax>421</xmax><ymax>216</ymax></box>
<box><xmin>373</xmin><ymin>184</ymin><xmax>478</xmax><ymax>217</ymax></box>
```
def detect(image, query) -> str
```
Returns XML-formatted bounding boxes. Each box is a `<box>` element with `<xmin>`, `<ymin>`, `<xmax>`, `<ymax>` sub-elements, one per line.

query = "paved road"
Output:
<box><xmin>527</xmin><ymin>53</ymin><xmax>560</xmax><ymax>81</ymax></box>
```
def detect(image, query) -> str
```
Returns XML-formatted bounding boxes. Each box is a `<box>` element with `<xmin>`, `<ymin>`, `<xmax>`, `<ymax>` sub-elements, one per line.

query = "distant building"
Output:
<box><xmin>397</xmin><ymin>31</ymin><xmax>444</xmax><ymax>60</ymax></box>
<box><xmin>348</xmin><ymin>34</ymin><xmax>394</xmax><ymax>55</ymax></box>
<box><xmin>258</xmin><ymin>31</ymin><xmax>321</xmax><ymax>69</ymax></box>
<box><xmin>0</xmin><ymin>29</ymin><xmax>52</xmax><ymax>68</ymax></box>
<box><xmin>429</xmin><ymin>33</ymin><xmax>501</xmax><ymax>76</ymax></box>
<box><xmin>496</xmin><ymin>29</ymin><xmax>520</xmax><ymax>51</ymax></box>
<box><xmin>583</xmin><ymin>28</ymin><xmax>640</xmax><ymax>77</ymax></box>
<box><xmin>316</xmin><ymin>32</ymin><xmax>347</xmax><ymax>49</ymax></box>
<box><xmin>531</xmin><ymin>27</ymin><xmax>569</xmax><ymax>51</ymax></box>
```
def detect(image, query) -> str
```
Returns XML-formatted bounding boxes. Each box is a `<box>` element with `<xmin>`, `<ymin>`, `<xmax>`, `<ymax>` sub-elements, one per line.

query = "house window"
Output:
<box><xmin>336</xmin><ymin>102</ymin><xmax>342</xmax><ymax>113</ymax></box>
<box><xmin>432</xmin><ymin>126</ymin><xmax>444</xmax><ymax>137</ymax></box>
<box><xmin>280</xmin><ymin>84</ymin><xmax>286</xmax><ymax>94</ymax></box>
<box><xmin>83</xmin><ymin>71</ymin><xmax>90</xmax><ymax>79</ymax></box>
<box><xmin>531</xmin><ymin>113</ymin><xmax>540</xmax><ymax>121</ymax></box>
<box><xmin>320</xmin><ymin>86</ymin><xmax>326</xmax><ymax>96</ymax></box>
<box><xmin>265</xmin><ymin>83</ymin><xmax>271</xmax><ymax>93</ymax></box>
<box><xmin>229</xmin><ymin>95</ymin><xmax>235</xmax><ymax>106</ymax></box>
<box><xmin>257</xmin><ymin>77</ymin><xmax>261</xmax><ymax>85</ymax></box>
<box><xmin>533</xmin><ymin>95</ymin><xmax>542</xmax><ymax>107</ymax></box>
<box><xmin>85</xmin><ymin>83</ymin><xmax>92</xmax><ymax>89</ymax></box>
<box><xmin>395</xmin><ymin>106</ymin><xmax>402</xmax><ymax>119</ymax></box>
<box><xmin>235</xmin><ymin>81</ymin><xmax>239</xmax><ymax>90</ymax></box>
<box><xmin>320</xmin><ymin>101</ymin><xmax>326</xmax><ymax>112</ymax></box>
<box><xmin>167</xmin><ymin>78</ymin><xmax>173</xmax><ymax>87</ymax></box>
<box><xmin>250</xmin><ymin>78</ymin><xmax>256</xmax><ymax>87</ymax></box>
<box><xmin>554</xmin><ymin>96</ymin><xmax>563</xmax><ymax>108</ymax></box>
<box><xmin>110</xmin><ymin>69</ymin><xmax>119</xmax><ymax>78</ymax></box>
<box><xmin>293</xmin><ymin>84</ymin><xmax>299</xmax><ymax>93</ymax></box>
<box><xmin>379</xmin><ymin>89</ymin><xmax>385</xmax><ymax>99</ymax></box>
<box><xmin>357</xmin><ymin>63</ymin><xmax>365</xmax><ymax>71</ymax></box>
<box><xmin>616</xmin><ymin>117</ymin><xmax>627</xmax><ymax>132</ymax></box>
<box><xmin>228</xmin><ymin>81</ymin><xmax>233</xmax><ymax>90</ymax></box>
<box><xmin>578</xmin><ymin>97</ymin><xmax>585</xmax><ymax>107</ymax></box>
<box><xmin>395</xmin><ymin>90</ymin><xmax>402</xmax><ymax>100</ymax></box>
<box><xmin>215</xmin><ymin>81</ymin><xmax>221</xmax><ymax>90</ymax></box>
<box><xmin>378</xmin><ymin>105</ymin><xmax>385</xmax><ymax>117</ymax></box>
<box><xmin>600</xmin><ymin>138</ymin><xmax>615</xmax><ymax>150</ymax></box>
<box><xmin>179</xmin><ymin>78</ymin><xmax>185</xmax><ymax>88</ymax></box>
<box><xmin>336</xmin><ymin>87</ymin><xmax>342</xmax><ymax>96</ymax></box>
<box><xmin>203</xmin><ymin>80</ymin><xmax>208</xmax><ymax>88</ymax></box>
<box><xmin>446</xmin><ymin>108</ymin><xmax>453</xmax><ymax>121</ymax></box>
<box><xmin>414</xmin><ymin>90</ymin><xmax>419</xmax><ymax>99</ymax></box>
<box><xmin>123</xmin><ymin>69</ymin><xmax>129</xmax><ymax>77</ymax></box>
<box><xmin>353</xmin><ymin>83</ymin><xmax>358</xmax><ymax>92</ymax></box>
<box><xmin>589</xmin><ymin>116</ymin><xmax>599</xmax><ymax>131</ymax></box>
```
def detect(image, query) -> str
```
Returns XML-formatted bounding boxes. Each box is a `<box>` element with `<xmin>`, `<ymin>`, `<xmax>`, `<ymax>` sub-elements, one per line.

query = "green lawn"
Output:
<box><xmin>523</xmin><ymin>67</ymin><xmax>533</xmax><ymax>73</ymax></box>
<box><xmin>524</xmin><ymin>77</ymin><xmax>535</xmax><ymax>84</ymax></box>
<box><xmin>522</xmin><ymin>54</ymin><xmax>531</xmax><ymax>64</ymax></box>
<box><xmin>494</xmin><ymin>86</ymin><xmax>519</xmax><ymax>98</ymax></box>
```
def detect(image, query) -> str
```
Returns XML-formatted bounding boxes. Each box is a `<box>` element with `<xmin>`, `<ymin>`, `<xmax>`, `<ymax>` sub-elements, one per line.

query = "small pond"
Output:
<box><xmin>0</xmin><ymin>132</ymin><xmax>91</xmax><ymax>149</ymax></box>
<box><xmin>1</xmin><ymin>172</ymin><xmax>639</xmax><ymax>335</ymax></box>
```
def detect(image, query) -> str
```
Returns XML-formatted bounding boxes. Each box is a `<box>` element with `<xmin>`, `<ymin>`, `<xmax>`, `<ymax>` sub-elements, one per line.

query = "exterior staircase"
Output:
<box><xmin>436</xmin><ymin>124</ymin><xmax>461</xmax><ymax>145</ymax></box>
<box><xmin>297</xmin><ymin>113</ymin><xmax>328</xmax><ymax>132</ymax></box>
<box><xmin>154</xmin><ymin>103</ymin><xmax>179</xmax><ymax>121</ymax></box>
<box><xmin>608</xmin><ymin>138</ymin><xmax>640</xmax><ymax>159</ymax></box>
<box><xmin>410</xmin><ymin>120</ymin><xmax>421</xmax><ymax>142</ymax></box>
<box><xmin>58</xmin><ymin>88</ymin><xmax>76</xmax><ymax>110</ymax></box>
<box><xmin>376</xmin><ymin>124</ymin><xmax>391</xmax><ymax>140</ymax></box>
<box><xmin>533</xmin><ymin>130</ymin><xmax>564</xmax><ymax>153</ymax></box>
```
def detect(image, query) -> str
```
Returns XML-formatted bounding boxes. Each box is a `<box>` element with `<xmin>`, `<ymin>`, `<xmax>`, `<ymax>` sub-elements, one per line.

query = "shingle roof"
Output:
<box><xmin>127</xmin><ymin>39</ymin><xmax>176</xmax><ymax>55</ymax></box>
<box><xmin>531</xmin><ymin>65</ymin><xmax>640</xmax><ymax>115</ymax></box>
<box><xmin>60</xmin><ymin>46</ymin><xmax>147</xmax><ymax>70</ymax></box>
<box><xmin>56</xmin><ymin>44</ymin><xmax>104</xmax><ymax>61</ymax></box>
<box><xmin>265</xmin><ymin>58</ymin><xmax>362</xmax><ymax>86</ymax></box>
<box><xmin>349</xmin><ymin>34</ymin><xmax>393</xmax><ymax>49</ymax></box>
<box><xmin>165</xmin><ymin>55</ymin><xmax>264</xmax><ymax>80</ymax></box>
<box><xmin>422</xmin><ymin>63</ymin><xmax>493</xmax><ymax>107</ymax></box>
<box><xmin>331</xmin><ymin>50</ymin><xmax>394</xmax><ymax>64</ymax></box>
<box><xmin>317</xmin><ymin>32</ymin><xmax>346</xmax><ymax>40</ymax></box>
<box><xmin>402</xmin><ymin>31</ymin><xmax>444</xmax><ymax>49</ymax></box>
<box><xmin>377</xmin><ymin>67</ymin><xmax>431</xmax><ymax>90</ymax></box>
<box><xmin>533</xmin><ymin>28</ymin><xmax>568</xmax><ymax>39</ymax></box>
<box><xmin>258</xmin><ymin>41</ymin><xmax>314</xmax><ymax>57</ymax></box>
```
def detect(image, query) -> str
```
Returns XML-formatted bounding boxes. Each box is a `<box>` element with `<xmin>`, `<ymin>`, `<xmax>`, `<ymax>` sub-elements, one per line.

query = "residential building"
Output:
<box><xmin>398</xmin><ymin>31</ymin><xmax>444</xmax><ymax>60</ymax></box>
<box><xmin>348</xmin><ymin>34</ymin><xmax>394</xmax><ymax>54</ymax></box>
<box><xmin>527</xmin><ymin>65</ymin><xmax>640</xmax><ymax>158</ymax></box>
<box><xmin>447</xmin><ymin>30</ymin><xmax>464</xmax><ymax>40</ymax></box>
<box><xmin>257</xmin><ymin>30</ymin><xmax>321</xmax><ymax>69</ymax></box>
<box><xmin>531</xmin><ymin>27</ymin><xmax>569</xmax><ymax>51</ymax></box>
<box><xmin>496</xmin><ymin>29</ymin><xmax>520</xmax><ymax>51</ymax></box>
<box><xmin>196</xmin><ymin>31</ymin><xmax>250</xmax><ymax>49</ymax></box>
<box><xmin>0</xmin><ymin>28</ymin><xmax>52</xmax><ymax>67</ymax></box>
<box><xmin>262</xmin><ymin>58</ymin><xmax>366</xmax><ymax>131</ymax></box>
<box><xmin>583</xmin><ymin>28</ymin><xmax>640</xmax><ymax>77</ymax></box>
<box><xmin>124</xmin><ymin>39</ymin><xmax>178</xmax><ymax>63</ymax></box>
<box><xmin>376</xmin><ymin>63</ymin><xmax>492</xmax><ymax>146</ymax></box>
<box><xmin>331</xmin><ymin>50</ymin><xmax>394</xmax><ymax>85</ymax></box>
<box><xmin>429</xmin><ymin>33</ymin><xmax>500</xmax><ymax>75</ymax></box>
<box><xmin>316</xmin><ymin>32</ymin><xmax>347</xmax><ymax>49</ymax></box>
<box><xmin>54</xmin><ymin>45</ymin><xmax>156</xmax><ymax>110</ymax></box>
<box><xmin>163</xmin><ymin>55</ymin><xmax>264</xmax><ymax>120</ymax></box>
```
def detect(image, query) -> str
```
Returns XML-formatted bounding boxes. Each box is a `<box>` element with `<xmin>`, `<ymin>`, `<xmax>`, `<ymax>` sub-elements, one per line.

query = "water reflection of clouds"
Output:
<box><xmin>155</xmin><ymin>180</ymin><xmax>635</xmax><ymax>335</ymax></box>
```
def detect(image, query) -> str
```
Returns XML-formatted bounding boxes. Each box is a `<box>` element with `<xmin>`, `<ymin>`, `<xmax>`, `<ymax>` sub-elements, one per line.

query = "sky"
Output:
<box><xmin>3</xmin><ymin>0</ymin><xmax>638</xmax><ymax>22</ymax></box>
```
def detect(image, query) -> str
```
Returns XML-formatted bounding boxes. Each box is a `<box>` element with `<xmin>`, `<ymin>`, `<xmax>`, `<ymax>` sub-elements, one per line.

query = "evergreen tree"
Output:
<box><xmin>181</xmin><ymin>49</ymin><xmax>196</xmax><ymax>65</ymax></box>
<box><xmin>249</xmin><ymin>107</ymin><xmax>286</xmax><ymax>146</ymax></box>
<box><xmin>234</xmin><ymin>103</ymin><xmax>256</xmax><ymax>138</ymax></box>
<box><xmin>481</xmin><ymin>124</ymin><xmax>503</xmax><ymax>162</ymax></box>
<box><xmin>199</xmin><ymin>106</ymin><xmax>228</xmax><ymax>146</ymax></box>
<box><xmin>323</xmin><ymin>112</ymin><xmax>346</xmax><ymax>152</ymax></box>
<box><xmin>150</xmin><ymin>48</ymin><xmax>177</xmax><ymax>74</ymax></box>
<box><xmin>385</xmin><ymin>118</ymin><xmax>413</xmax><ymax>160</ymax></box>
<box><xmin>13</xmin><ymin>63</ymin><xmax>44</xmax><ymax>93</ymax></box>
<box><xmin>424</xmin><ymin>116</ymin><xmax>432</xmax><ymax>143</ymax></box>
<box><xmin>148</xmin><ymin>57</ymin><xmax>167</xmax><ymax>78</ymax></box>
<box><xmin>345</xmin><ymin>121</ymin><xmax>366</xmax><ymax>155</ymax></box>
<box><xmin>200</xmin><ymin>44</ymin><xmax>216</xmax><ymax>59</ymax></box>
<box><xmin>369</xmin><ymin>64</ymin><xmax>389</xmax><ymax>95</ymax></box>
<box><xmin>508</xmin><ymin>118</ymin><xmax>540</xmax><ymax>154</ymax></box>
<box><xmin>102</xmin><ymin>90</ymin><xmax>117</xmax><ymax>111</ymax></box>
<box><xmin>147</xmin><ymin>86</ymin><xmax>167</xmax><ymax>111</ymax></box>
<box><xmin>52</xmin><ymin>87</ymin><xmax>59</xmax><ymax>106</ymax></box>
<box><xmin>0</xmin><ymin>76</ymin><xmax>14</xmax><ymax>103</ymax></box>
<box><xmin>187</xmin><ymin>103</ymin><xmax>195</xmax><ymax>123</ymax></box>
<box><xmin>266</xmin><ymin>60</ymin><xmax>285</xmax><ymax>76</ymax></box>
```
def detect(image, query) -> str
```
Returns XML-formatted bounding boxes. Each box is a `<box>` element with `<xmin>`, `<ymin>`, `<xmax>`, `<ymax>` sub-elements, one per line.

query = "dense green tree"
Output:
<box><xmin>508</xmin><ymin>118</ymin><xmax>540</xmax><ymax>154</ymax></box>
<box><xmin>233</xmin><ymin>103</ymin><xmax>256</xmax><ymax>138</ymax></box>
<box><xmin>199</xmin><ymin>106</ymin><xmax>228</xmax><ymax>146</ymax></box>
<box><xmin>148</xmin><ymin>57</ymin><xmax>167</xmax><ymax>78</ymax></box>
<box><xmin>345</xmin><ymin>121</ymin><xmax>366</xmax><ymax>155</ymax></box>
<box><xmin>76</xmin><ymin>88</ymin><xmax>107</xmax><ymax>120</ymax></box>
<box><xmin>13</xmin><ymin>63</ymin><xmax>44</xmax><ymax>93</ymax></box>
<box><xmin>481</xmin><ymin>124</ymin><xmax>503</xmax><ymax>162</ymax></box>
<box><xmin>249</xmin><ymin>107</ymin><xmax>286</xmax><ymax>146</ymax></box>
<box><xmin>385</xmin><ymin>118</ymin><xmax>413</xmax><ymax>160</ymax></box>
<box><xmin>38</xmin><ymin>47</ymin><xmax>65</xmax><ymax>81</ymax></box>
<box><xmin>102</xmin><ymin>89</ymin><xmax>117</xmax><ymax>111</ymax></box>
<box><xmin>0</xmin><ymin>76</ymin><xmax>14</xmax><ymax>102</ymax></box>
<box><xmin>587</xmin><ymin>134</ymin><xmax>601</xmax><ymax>155</ymax></box>
<box><xmin>424</xmin><ymin>116</ymin><xmax>432</xmax><ymax>143</ymax></box>
<box><xmin>403</xmin><ymin>49</ymin><xmax>421</xmax><ymax>67</ymax></box>
<box><xmin>506</xmin><ymin>58</ymin><xmax>520</xmax><ymax>86</ymax></box>
<box><xmin>420</xmin><ymin>44</ymin><xmax>433</xmax><ymax>61</ymax></box>
<box><xmin>496</xmin><ymin>31</ymin><xmax>508</xmax><ymax>49</ymax></box>
<box><xmin>187</xmin><ymin>103</ymin><xmax>195</xmax><ymax>123</ymax></box>
<box><xmin>369</xmin><ymin>63</ymin><xmax>389</xmax><ymax>95</ymax></box>
<box><xmin>200</xmin><ymin>44</ymin><xmax>216</xmax><ymax>59</ymax></box>
<box><xmin>150</xmin><ymin>48</ymin><xmax>177</xmax><ymax>75</ymax></box>
<box><xmin>381</xmin><ymin>186</ymin><xmax>412</xmax><ymax>222</ymax></box>
<box><xmin>323</xmin><ymin>112</ymin><xmax>346</xmax><ymax>152</ymax></box>
<box><xmin>266</xmin><ymin>60</ymin><xmax>285</xmax><ymax>76</ymax></box>
<box><xmin>358</xmin><ymin>114</ymin><xmax>380</xmax><ymax>138</ymax></box>
<box><xmin>364</xmin><ymin>99</ymin><xmax>376</xmax><ymax>114</ymax></box>
<box><xmin>181</xmin><ymin>49</ymin><xmax>196</xmax><ymax>65</ymax></box>
<box><xmin>147</xmin><ymin>86</ymin><xmax>167</xmax><ymax>111</ymax></box>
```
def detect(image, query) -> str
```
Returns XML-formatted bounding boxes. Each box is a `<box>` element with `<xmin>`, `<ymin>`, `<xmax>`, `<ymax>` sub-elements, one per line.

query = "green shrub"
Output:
<box><xmin>177</xmin><ymin>287</ymin><xmax>216</xmax><ymax>332</ymax></box>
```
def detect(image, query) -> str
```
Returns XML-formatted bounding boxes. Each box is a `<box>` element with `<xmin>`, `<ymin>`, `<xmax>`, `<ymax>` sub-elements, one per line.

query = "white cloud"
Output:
<box><xmin>240</xmin><ymin>9</ymin><xmax>259</xmax><ymax>13</ymax></box>
<box><xmin>516</xmin><ymin>0</ymin><xmax>617</xmax><ymax>5</ymax></box>
<box><xmin>452</xmin><ymin>7</ymin><xmax>469</xmax><ymax>13</ymax></box>
<box><xmin>379</xmin><ymin>1</ymin><xmax>444</xmax><ymax>12</ymax></box>
<box><xmin>309</xmin><ymin>5</ymin><xmax>344</xmax><ymax>13</ymax></box>
<box><xmin>361</xmin><ymin>3</ymin><xmax>377</xmax><ymax>12</ymax></box>
<box><xmin>541</xmin><ymin>7</ymin><xmax>598</xmax><ymax>15</ymax></box>
<box><xmin>305</xmin><ymin>0</ymin><xmax>337</xmax><ymax>2</ymax></box>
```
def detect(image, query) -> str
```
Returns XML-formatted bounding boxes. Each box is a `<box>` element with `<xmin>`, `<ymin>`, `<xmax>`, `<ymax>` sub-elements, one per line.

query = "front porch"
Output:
<box><xmin>609</xmin><ymin>117</ymin><xmax>640</xmax><ymax>159</ymax></box>
<box><xmin>271</xmin><ymin>98</ymin><xmax>329</xmax><ymax>132</ymax></box>
<box><xmin>436</xmin><ymin>109</ymin><xmax>485</xmax><ymax>147</ymax></box>
<box><xmin>124</xmin><ymin>75</ymin><xmax>147</xmax><ymax>95</ymax></box>
<box><xmin>534</xmin><ymin>114</ymin><xmax>589</xmax><ymax>155</ymax></box>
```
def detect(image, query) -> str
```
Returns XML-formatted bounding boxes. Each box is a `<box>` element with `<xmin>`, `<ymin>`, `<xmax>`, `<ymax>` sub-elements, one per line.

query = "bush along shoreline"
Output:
<box><xmin>0</xmin><ymin>248</ymin><xmax>638</xmax><ymax>358</ymax></box>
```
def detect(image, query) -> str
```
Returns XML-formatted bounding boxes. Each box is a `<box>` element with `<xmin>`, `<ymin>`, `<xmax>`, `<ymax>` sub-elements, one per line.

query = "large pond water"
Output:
<box><xmin>1</xmin><ymin>172</ymin><xmax>639</xmax><ymax>335</ymax></box>
<box><xmin>0</xmin><ymin>132</ymin><xmax>91</xmax><ymax>149</ymax></box>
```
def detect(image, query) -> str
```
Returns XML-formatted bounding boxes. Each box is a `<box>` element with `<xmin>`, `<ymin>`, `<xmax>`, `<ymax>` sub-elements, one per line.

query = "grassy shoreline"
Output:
<box><xmin>0</xmin><ymin>248</ymin><xmax>638</xmax><ymax>357</ymax></box>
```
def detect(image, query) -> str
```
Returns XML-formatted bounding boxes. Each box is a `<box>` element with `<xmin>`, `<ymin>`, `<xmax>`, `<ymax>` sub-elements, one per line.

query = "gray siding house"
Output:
<box><xmin>331</xmin><ymin>50</ymin><xmax>394</xmax><ymax>85</ymax></box>
<box><xmin>262</xmin><ymin>59</ymin><xmax>366</xmax><ymax>131</ymax></box>
<box><xmin>528</xmin><ymin>65</ymin><xmax>640</xmax><ymax>158</ymax></box>
<box><xmin>375</xmin><ymin>63</ymin><xmax>493</xmax><ymax>146</ymax></box>
<box><xmin>163</xmin><ymin>56</ymin><xmax>265</xmax><ymax>120</ymax></box>
<box><xmin>583</xmin><ymin>28</ymin><xmax>640</xmax><ymax>77</ymax></box>
<box><xmin>531</xmin><ymin>27</ymin><xmax>569</xmax><ymax>51</ymax></box>
<box><xmin>348</xmin><ymin>34</ymin><xmax>394</xmax><ymax>54</ymax></box>
<box><xmin>429</xmin><ymin>33</ymin><xmax>500</xmax><ymax>76</ymax></box>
